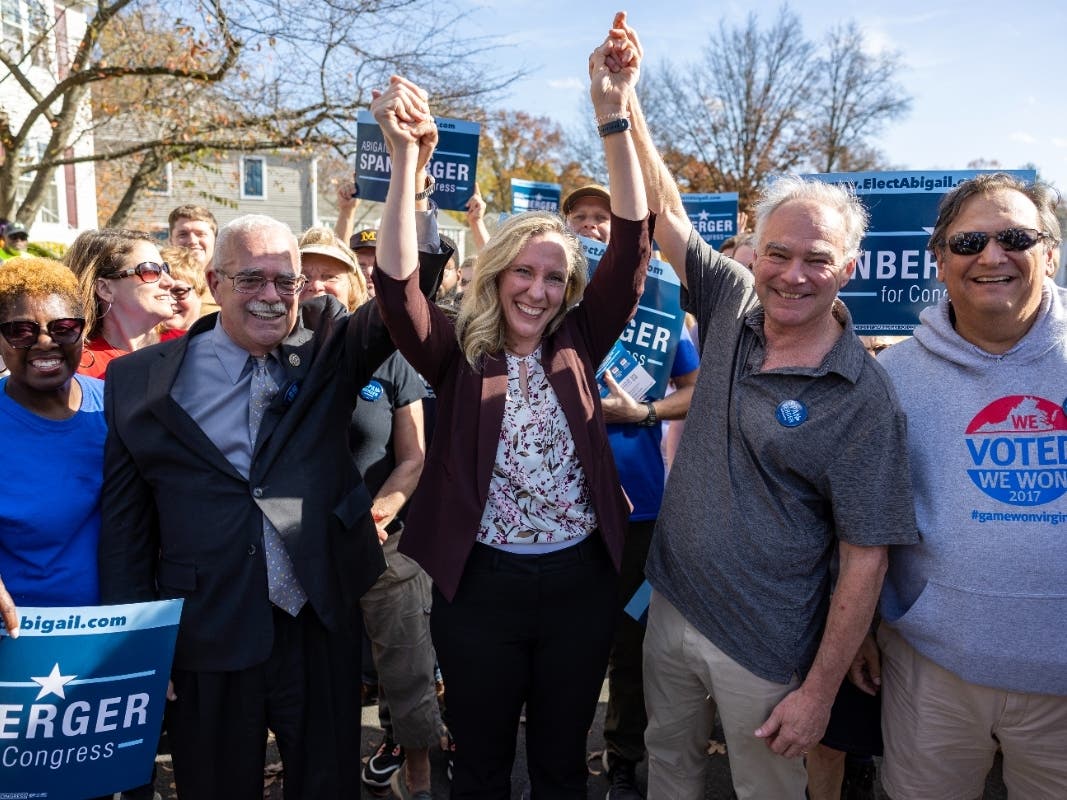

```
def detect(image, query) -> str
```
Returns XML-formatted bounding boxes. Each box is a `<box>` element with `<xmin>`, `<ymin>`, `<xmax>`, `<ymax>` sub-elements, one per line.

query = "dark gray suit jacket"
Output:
<box><xmin>98</xmin><ymin>249</ymin><xmax>448</xmax><ymax>671</ymax></box>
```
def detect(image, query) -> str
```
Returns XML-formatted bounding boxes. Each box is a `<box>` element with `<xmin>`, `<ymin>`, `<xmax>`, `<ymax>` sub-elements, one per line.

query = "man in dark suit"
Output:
<box><xmin>98</xmin><ymin>210</ymin><xmax>448</xmax><ymax>800</ymax></box>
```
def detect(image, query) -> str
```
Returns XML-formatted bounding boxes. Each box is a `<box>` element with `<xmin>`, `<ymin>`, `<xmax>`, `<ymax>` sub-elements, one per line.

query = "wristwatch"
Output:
<box><xmin>598</xmin><ymin>117</ymin><xmax>631</xmax><ymax>138</ymax></box>
<box><xmin>638</xmin><ymin>400</ymin><xmax>658</xmax><ymax>427</ymax></box>
<box><xmin>415</xmin><ymin>173</ymin><xmax>436</xmax><ymax>201</ymax></box>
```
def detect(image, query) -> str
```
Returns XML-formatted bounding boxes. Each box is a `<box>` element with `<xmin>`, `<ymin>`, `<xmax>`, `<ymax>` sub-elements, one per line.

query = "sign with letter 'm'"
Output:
<box><xmin>0</xmin><ymin>601</ymin><xmax>182</xmax><ymax>799</ymax></box>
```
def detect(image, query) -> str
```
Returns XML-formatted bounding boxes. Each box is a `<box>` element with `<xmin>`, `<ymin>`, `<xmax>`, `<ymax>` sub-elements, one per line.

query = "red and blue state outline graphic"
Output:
<box><xmin>965</xmin><ymin>395</ymin><xmax>1067</xmax><ymax>506</ymax></box>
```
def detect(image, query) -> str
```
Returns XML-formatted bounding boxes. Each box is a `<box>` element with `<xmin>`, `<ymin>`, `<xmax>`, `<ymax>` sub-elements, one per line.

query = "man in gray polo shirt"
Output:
<box><xmin>618</xmin><ymin>39</ymin><xmax>918</xmax><ymax>798</ymax></box>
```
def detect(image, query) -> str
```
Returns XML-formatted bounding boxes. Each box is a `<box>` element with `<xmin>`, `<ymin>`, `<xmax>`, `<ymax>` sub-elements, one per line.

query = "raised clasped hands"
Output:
<box><xmin>589</xmin><ymin>11</ymin><xmax>643</xmax><ymax>112</ymax></box>
<box><xmin>371</xmin><ymin>75</ymin><xmax>438</xmax><ymax>161</ymax></box>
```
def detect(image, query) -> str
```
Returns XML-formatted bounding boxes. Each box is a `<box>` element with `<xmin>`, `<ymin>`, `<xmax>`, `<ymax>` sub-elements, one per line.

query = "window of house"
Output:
<box><xmin>1</xmin><ymin>0</ymin><xmax>51</xmax><ymax>66</ymax></box>
<box><xmin>1</xmin><ymin>0</ymin><xmax>24</xmax><ymax>53</ymax></box>
<box><xmin>241</xmin><ymin>156</ymin><xmax>266</xmax><ymax>199</ymax></box>
<box><xmin>15</xmin><ymin>140</ymin><xmax>60</xmax><ymax>224</ymax></box>
<box><xmin>146</xmin><ymin>162</ymin><xmax>172</xmax><ymax>196</ymax></box>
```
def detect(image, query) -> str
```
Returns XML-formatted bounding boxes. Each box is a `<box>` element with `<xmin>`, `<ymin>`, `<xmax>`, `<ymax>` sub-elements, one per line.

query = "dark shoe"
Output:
<box><xmin>362</xmin><ymin>737</ymin><xmax>406</xmax><ymax>788</ymax></box>
<box><xmin>605</xmin><ymin>755</ymin><xmax>644</xmax><ymax>800</ymax></box>
<box><xmin>842</xmin><ymin>755</ymin><xmax>876</xmax><ymax>800</ymax></box>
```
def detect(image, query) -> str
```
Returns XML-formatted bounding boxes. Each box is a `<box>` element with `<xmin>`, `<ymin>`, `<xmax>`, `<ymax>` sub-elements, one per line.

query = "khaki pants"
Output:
<box><xmin>360</xmin><ymin>533</ymin><xmax>443</xmax><ymax>749</ymax></box>
<box><xmin>643</xmin><ymin>590</ymin><xmax>807</xmax><ymax>800</ymax></box>
<box><xmin>880</xmin><ymin>624</ymin><xmax>1067</xmax><ymax>800</ymax></box>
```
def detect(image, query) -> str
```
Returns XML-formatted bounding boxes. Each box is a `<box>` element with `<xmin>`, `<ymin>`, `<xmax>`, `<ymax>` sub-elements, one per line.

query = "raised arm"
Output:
<box><xmin>592</xmin><ymin>12</ymin><xmax>647</xmax><ymax>223</ymax></box>
<box><xmin>372</xmin><ymin>76</ymin><xmax>438</xmax><ymax>282</ymax></box>
<box><xmin>466</xmin><ymin>184</ymin><xmax>490</xmax><ymax>252</ymax></box>
<box><xmin>612</xmin><ymin>16</ymin><xmax>692</xmax><ymax>283</ymax></box>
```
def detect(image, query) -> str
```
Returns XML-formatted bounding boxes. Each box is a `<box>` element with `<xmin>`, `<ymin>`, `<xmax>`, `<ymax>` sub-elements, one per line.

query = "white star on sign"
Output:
<box><xmin>697</xmin><ymin>210</ymin><xmax>710</xmax><ymax>221</ymax></box>
<box><xmin>31</xmin><ymin>663</ymin><xmax>77</xmax><ymax>700</ymax></box>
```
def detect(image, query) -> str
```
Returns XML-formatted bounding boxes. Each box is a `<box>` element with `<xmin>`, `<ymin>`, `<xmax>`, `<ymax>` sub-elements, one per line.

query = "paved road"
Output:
<box><xmin>149</xmin><ymin>679</ymin><xmax>1007</xmax><ymax>799</ymax></box>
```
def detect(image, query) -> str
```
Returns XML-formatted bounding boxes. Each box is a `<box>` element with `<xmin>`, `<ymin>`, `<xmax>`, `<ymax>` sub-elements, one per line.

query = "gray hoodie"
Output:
<box><xmin>879</xmin><ymin>280</ymin><xmax>1067</xmax><ymax>695</ymax></box>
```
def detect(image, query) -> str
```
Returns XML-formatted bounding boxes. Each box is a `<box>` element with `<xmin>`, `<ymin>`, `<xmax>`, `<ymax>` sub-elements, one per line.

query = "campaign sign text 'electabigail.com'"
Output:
<box><xmin>0</xmin><ymin>600</ymin><xmax>182</xmax><ymax>799</ymax></box>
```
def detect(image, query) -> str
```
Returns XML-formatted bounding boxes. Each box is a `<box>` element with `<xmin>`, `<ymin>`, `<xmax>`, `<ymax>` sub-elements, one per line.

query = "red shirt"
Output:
<box><xmin>78</xmin><ymin>328</ymin><xmax>186</xmax><ymax>379</ymax></box>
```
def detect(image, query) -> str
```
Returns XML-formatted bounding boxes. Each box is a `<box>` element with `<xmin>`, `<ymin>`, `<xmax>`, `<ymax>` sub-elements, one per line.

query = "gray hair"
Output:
<box><xmin>212</xmin><ymin>215</ymin><xmax>298</xmax><ymax>274</ymax></box>
<box><xmin>753</xmin><ymin>176</ymin><xmax>869</xmax><ymax>262</ymax></box>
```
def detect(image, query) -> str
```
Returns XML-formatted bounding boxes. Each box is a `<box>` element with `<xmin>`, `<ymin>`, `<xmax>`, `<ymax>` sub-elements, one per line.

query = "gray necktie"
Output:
<box><xmin>249</xmin><ymin>355</ymin><xmax>307</xmax><ymax>616</ymax></box>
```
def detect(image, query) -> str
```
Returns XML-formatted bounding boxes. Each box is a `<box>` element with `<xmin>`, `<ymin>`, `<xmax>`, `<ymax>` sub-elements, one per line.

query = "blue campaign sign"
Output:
<box><xmin>582</xmin><ymin>236</ymin><xmax>684</xmax><ymax>400</ymax></box>
<box><xmin>0</xmin><ymin>600</ymin><xmax>182</xmax><ymax>798</ymax></box>
<box><xmin>681</xmin><ymin>192</ymin><xmax>739</xmax><ymax>249</ymax></box>
<box><xmin>510</xmin><ymin>179</ymin><xmax>561</xmax><ymax>213</ymax></box>
<box><xmin>809</xmin><ymin>170</ymin><xmax>1036</xmax><ymax>334</ymax></box>
<box><xmin>355</xmin><ymin>109</ymin><xmax>481</xmax><ymax>211</ymax></box>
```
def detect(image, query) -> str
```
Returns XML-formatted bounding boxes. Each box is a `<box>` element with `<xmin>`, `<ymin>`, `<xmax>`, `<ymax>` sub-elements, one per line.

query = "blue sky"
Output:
<box><xmin>461</xmin><ymin>0</ymin><xmax>1067</xmax><ymax>190</ymax></box>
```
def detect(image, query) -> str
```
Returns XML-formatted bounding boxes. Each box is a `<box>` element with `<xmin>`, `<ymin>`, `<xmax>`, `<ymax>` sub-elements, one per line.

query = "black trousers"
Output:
<box><xmin>165</xmin><ymin>606</ymin><xmax>361</xmax><ymax>800</ymax></box>
<box><xmin>432</xmin><ymin>536</ymin><xmax>618</xmax><ymax>800</ymax></box>
<box><xmin>603</xmin><ymin>518</ymin><xmax>656</xmax><ymax>764</ymax></box>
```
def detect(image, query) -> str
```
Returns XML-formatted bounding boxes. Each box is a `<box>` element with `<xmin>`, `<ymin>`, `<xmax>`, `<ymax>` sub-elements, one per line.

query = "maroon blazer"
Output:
<box><xmin>374</xmin><ymin>215</ymin><xmax>653</xmax><ymax>601</ymax></box>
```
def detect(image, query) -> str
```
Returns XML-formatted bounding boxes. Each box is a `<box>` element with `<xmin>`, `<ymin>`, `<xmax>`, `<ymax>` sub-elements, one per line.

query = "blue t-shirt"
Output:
<box><xmin>607</xmin><ymin>335</ymin><xmax>700</xmax><ymax>521</ymax></box>
<box><xmin>0</xmin><ymin>375</ymin><xmax>107</xmax><ymax>606</ymax></box>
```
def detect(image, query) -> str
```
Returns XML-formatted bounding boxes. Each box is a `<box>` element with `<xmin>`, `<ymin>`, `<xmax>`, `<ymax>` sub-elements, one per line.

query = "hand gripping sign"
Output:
<box><xmin>355</xmin><ymin>109</ymin><xmax>481</xmax><ymax>212</ymax></box>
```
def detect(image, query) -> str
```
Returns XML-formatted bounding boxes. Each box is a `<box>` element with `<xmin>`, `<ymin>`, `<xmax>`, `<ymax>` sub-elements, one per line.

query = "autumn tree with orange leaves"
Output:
<box><xmin>0</xmin><ymin>0</ymin><xmax>518</xmax><ymax>227</ymax></box>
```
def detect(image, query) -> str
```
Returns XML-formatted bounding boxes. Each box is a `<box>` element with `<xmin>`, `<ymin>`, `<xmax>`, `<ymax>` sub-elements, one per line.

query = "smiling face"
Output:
<box><xmin>300</xmin><ymin>253</ymin><xmax>354</xmax><ymax>308</ymax></box>
<box><xmin>95</xmin><ymin>240</ymin><xmax>176</xmax><ymax>336</ymax></box>
<box><xmin>566</xmin><ymin>196</ymin><xmax>612</xmax><ymax>243</ymax></box>
<box><xmin>752</xmin><ymin>200</ymin><xmax>854</xmax><ymax>337</ymax></box>
<box><xmin>497</xmin><ymin>232</ymin><xmax>569</xmax><ymax>355</ymax></box>
<box><xmin>935</xmin><ymin>188</ymin><xmax>1054</xmax><ymax>352</ymax></box>
<box><xmin>209</xmin><ymin>226</ymin><xmax>301</xmax><ymax>356</ymax></box>
<box><xmin>165</xmin><ymin>279</ymin><xmax>203</xmax><ymax>330</ymax></box>
<box><xmin>170</xmin><ymin>218</ymin><xmax>216</xmax><ymax>266</ymax></box>
<box><xmin>0</xmin><ymin>293</ymin><xmax>83</xmax><ymax>410</ymax></box>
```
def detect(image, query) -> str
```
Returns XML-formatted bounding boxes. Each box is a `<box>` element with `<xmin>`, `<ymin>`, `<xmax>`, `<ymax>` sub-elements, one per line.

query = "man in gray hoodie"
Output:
<box><xmin>876</xmin><ymin>172</ymin><xmax>1067</xmax><ymax>799</ymax></box>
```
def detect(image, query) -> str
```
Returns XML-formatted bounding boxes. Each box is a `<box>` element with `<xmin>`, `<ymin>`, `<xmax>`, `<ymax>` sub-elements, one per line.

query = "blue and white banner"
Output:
<box><xmin>355</xmin><ymin>109</ymin><xmax>481</xmax><ymax>212</ymax></box>
<box><xmin>809</xmin><ymin>170</ymin><xmax>1036</xmax><ymax>334</ymax></box>
<box><xmin>510</xmin><ymin>179</ymin><xmax>561</xmax><ymax>213</ymax></box>
<box><xmin>681</xmin><ymin>192</ymin><xmax>739</xmax><ymax>249</ymax></box>
<box><xmin>582</xmin><ymin>236</ymin><xmax>684</xmax><ymax>400</ymax></box>
<box><xmin>0</xmin><ymin>601</ymin><xmax>182</xmax><ymax>799</ymax></box>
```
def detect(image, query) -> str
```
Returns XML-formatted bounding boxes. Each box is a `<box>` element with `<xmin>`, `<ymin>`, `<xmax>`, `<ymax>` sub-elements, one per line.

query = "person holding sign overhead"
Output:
<box><xmin>617</xmin><ymin>12</ymin><xmax>919</xmax><ymax>797</ymax></box>
<box><xmin>369</xmin><ymin>12</ymin><xmax>650</xmax><ymax>798</ymax></box>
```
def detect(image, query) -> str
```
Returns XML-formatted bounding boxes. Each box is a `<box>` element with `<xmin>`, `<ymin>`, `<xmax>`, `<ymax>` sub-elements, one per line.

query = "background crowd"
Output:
<box><xmin>1</xmin><ymin>11</ymin><xmax>1064</xmax><ymax>800</ymax></box>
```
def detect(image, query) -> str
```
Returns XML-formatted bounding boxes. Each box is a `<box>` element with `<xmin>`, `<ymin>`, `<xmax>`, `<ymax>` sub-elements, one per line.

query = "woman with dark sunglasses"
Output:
<box><xmin>0</xmin><ymin>256</ymin><xmax>105</xmax><ymax>639</ymax></box>
<box><xmin>66</xmin><ymin>228</ymin><xmax>182</xmax><ymax>379</ymax></box>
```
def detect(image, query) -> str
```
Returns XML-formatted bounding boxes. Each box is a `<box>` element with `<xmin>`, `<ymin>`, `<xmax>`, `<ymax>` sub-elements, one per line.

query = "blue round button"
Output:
<box><xmin>360</xmin><ymin>380</ymin><xmax>384</xmax><ymax>402</ymax></box>
<box><xmin>775</xmin><ymin>399</ymin><xmax>808</xmax><ymax>427</ymax></box>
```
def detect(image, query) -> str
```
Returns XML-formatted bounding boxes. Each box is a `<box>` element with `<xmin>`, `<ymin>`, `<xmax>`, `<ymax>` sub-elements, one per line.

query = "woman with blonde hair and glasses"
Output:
<box><xmin>66</xmin><ymin>228</ymin><xmax>179</xmax><ymax>379</ymax></box>
<box><xmin>371</xmin><ymin>14</ymin><xmax>651</xmax><ymax>798</ymax></box>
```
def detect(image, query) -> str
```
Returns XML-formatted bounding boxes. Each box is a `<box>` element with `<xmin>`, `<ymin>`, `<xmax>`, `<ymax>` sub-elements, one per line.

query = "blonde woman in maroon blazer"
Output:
<box><xmin>371</xmin><ymin>18</ymin><xmax>650</xmax><ymax>800</ymax></box>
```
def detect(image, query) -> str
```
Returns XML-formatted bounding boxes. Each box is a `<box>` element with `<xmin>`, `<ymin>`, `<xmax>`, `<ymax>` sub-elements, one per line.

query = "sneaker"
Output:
<box><xmin>362</xmin><ymin>737</ymin><xmax>406</xmax><ymax>789</ymax></box>
<box><xmin>604</xmin><ymin>755</ymin><xmax>643</xmax><ymax>800</ymax></box>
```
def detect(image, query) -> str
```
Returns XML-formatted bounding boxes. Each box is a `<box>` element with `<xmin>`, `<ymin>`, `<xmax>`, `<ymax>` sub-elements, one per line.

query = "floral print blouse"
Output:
<box><xmin>477</xmin><ymin>348</ymin><xmax>598</xmax><ymax>547</ymax></box>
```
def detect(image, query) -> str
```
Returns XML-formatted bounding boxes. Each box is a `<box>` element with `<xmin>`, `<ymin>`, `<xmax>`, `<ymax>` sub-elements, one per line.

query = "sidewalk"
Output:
<box><xmin>148</xmin><ymin>679</ymin><xmax>1007</xmax><ymax>799</ymax></box>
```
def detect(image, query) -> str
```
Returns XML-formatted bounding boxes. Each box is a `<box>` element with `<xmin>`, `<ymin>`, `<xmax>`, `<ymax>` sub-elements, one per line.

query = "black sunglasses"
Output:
<box><xmin>946</xmin><ymin>228</ymin><xmax>1050</xmax><ymax>256</ymax></box>
<box><xmin>104</xmin><ymin>261</ymin><xmax>171</xmax><ymax>283</ymax></box>
<box><xmin>0</xmin><ymin>317</ymin><xmax>86</xmax><ymax>348</ymax></box>
<box><xmin>170</xmin><ymin>286</ymin><xmax>194</xmax><ymax>300</ymax></box>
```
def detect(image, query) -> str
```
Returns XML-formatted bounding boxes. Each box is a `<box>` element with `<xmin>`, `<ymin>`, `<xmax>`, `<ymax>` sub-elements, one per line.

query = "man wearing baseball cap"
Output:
<box><xmin>562</xmin><ymin>184</ymin><xmax>612</xmax><ymax>243</ymax></box>
<box><xmin>0</xmin><ymin>222</ymin><xmax>30</xmax><ymax>260</ymax></box>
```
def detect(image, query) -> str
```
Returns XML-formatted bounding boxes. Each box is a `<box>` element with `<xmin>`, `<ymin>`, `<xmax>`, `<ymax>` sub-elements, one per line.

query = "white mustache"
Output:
<box><xmin>247</xmin><ymin>300</ymin><xmax>286</xmax><ymax>315</ymax></box>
